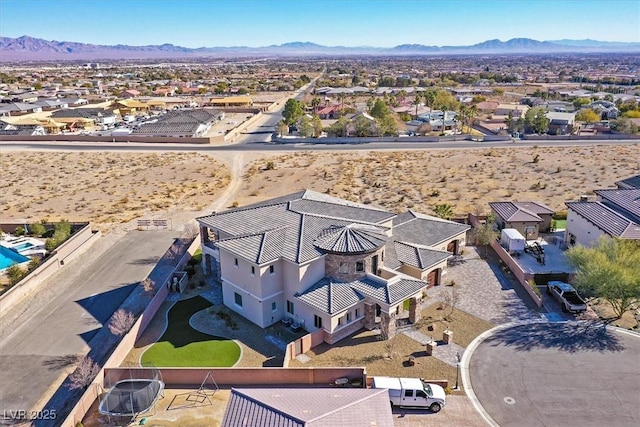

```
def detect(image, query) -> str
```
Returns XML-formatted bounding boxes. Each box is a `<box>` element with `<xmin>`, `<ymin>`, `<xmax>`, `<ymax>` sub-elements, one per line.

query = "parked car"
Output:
<box><xmin>546</xmin><ymin>281</ymin><xmax>587</xmax><ymax>313</ymax></box>
<box><xmin>371</xmin><ymin>376</ymin><xmax>446</xmax><ymax>412</ymax></box>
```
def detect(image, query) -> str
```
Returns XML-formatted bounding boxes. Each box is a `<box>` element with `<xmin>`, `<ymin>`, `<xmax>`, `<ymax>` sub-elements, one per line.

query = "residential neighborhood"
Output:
<box><xmin>1</xmin><ymin>2</ymin><xmax>640</xmax><ymax>426</ymax></box>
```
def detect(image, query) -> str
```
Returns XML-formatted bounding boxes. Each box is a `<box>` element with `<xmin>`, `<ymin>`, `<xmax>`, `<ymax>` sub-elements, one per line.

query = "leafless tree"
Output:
<box><xmin>165</xmin><ymin>242</ymin><xmax>182</xmax><ymax>267</ymax></box>
<box><xmin>68</xmin><ymin>356</ymin><xmax>100</xmax><ymax>390</ymax></box>
<box><xmin>141</xmin><ymin>277</ymin><xmax>155</xmax><ymax>297</ymax></box>
<box><xmin>108</xmin><ymin>309</ymin><xmax>135</xmax><ymax>336</ymax></box>
<box><xmin>441</xmin><ymin>288</ymin><xmax>460</xmax><ymax>320</ymax></box>
<box><xmin>183</xmin><ymin>222</ymin><xmax>200</xmax><ymax>241</ymax></box>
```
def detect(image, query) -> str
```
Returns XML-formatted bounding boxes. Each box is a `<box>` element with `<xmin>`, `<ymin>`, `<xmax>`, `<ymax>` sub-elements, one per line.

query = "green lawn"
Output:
<box><xmin>141</xmin><ymin>296</ymin><xmax>241</xmax><ymax>367</ymax></box>
<box><xmin>554</xmin><ymin>219</ymin><xmax>567</xmax><ymax>230</ymax></box>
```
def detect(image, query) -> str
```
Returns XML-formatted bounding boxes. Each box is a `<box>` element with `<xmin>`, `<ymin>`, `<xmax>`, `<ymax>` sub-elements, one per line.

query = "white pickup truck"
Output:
<box><xmin>371</xmin><ymin>376</ymin><xmax>446</xmax><ymax>412</ymax></box>
<box><xmin>546</xmin><ymin>281</ymin><xmax>587</xmax><ymax>313</ymax></box>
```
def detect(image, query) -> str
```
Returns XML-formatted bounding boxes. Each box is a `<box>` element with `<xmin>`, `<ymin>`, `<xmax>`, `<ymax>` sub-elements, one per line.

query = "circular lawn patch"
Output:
<box><xmin>141</xmin><ymin>295</ymin><xmax>241</xmax><ymax>367</ymax></box>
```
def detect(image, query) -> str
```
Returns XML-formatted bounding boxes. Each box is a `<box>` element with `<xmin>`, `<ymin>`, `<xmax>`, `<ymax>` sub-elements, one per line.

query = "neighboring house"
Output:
<box><xmin>489</xmin><ymin>201</ymin><xmax>555</xmax><ymax>240</ymax></box>
<box><xmin>588</xmin><ymin>100</ymin><xmax>619</xmax><ymax>119</ymax></box>
<box><xmin>51</xmin><ymin>108</ymin><xmax>118</xmax><ymax>127</ymax></box>
<box><xmin>207</xmin><ymin>95</ymin><xmax>253</xmax><ymax>107</ymax></box>
<box><xmin>33</xmin><ymin>99</ymin><xmax>69</xmax><ymax>111</ymax></box>
<box><xmin>222</xmin><ymin>388</ymin><xmax>393</xmax><ymax>427</ymax></box>
<box><xmin>564</xmin><ymin>176</ymin><xmax>640</xmax><ymax>247</ymax></box>
<box><xmin>132</xmin><ymin>108</ymin><xmax>223</xmax><ymax>137</ymax></box>
<box><xmin>119</xmin><ymin>89</ymin><xmax>141</xmax><ymax>99</ymax></box>
<box><xmin>495</xmin><ymin>103</ymin><xmax>529</xmax><ymax>118</ymax></box>
<box><xmin>197</xmin><ymin>191</ymin><xmax>469</xmax><ymax>344</ymax></box>
<box><xmin>475</xmin><ymin>100</ymin><xmax>500</xmax><ymax>113</ymax></box>
<box><xmin>0</xmin><ymin>121</ymin><xmax>45</xmax><ymax>135</ymax></box>
<box><xmin>316</xmin><ymin>105</ymin><xmax>342</xmax><ymax>119</ymax></box>
<box><xmin>0</xmin><ymin>102</ymin><xmax>43</xmax><ymax>116</ymax></box>
<box><xmin>545</xmin><ymin>111</ymin><xmax>576</xmax><ymax>135</ymax></box>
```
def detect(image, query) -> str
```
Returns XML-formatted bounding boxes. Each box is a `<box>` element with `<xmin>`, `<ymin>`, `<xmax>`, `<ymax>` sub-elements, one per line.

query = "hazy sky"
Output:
<box><xmin>1</xmin><ymin>0</ymin><xmax>639</xmax><ymax>47</ymax></box>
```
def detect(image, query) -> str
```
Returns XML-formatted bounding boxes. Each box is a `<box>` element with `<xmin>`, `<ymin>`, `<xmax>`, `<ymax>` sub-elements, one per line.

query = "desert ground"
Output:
<box><xmin>1</xmin><ymin>144</ymin><xmax>638</xmax><ymax>234</ymax></box>
<box><xmin>237</xmin><ymin>144</ymin><xmax>639</xmax><ymax>215</ymax></box>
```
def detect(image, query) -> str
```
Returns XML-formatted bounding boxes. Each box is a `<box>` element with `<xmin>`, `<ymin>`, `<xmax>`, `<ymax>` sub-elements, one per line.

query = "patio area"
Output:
<box><xmin>514</xmin><ymin>231</ymin><xmax>574</xmax><ymax>275</ymax></box>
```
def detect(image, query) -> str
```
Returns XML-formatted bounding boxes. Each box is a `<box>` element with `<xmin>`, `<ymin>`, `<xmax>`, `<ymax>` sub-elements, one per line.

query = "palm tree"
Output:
<box><xmin>459</xmin><ymin>105</ymin><xmax>468</xmax><ymax>133</ymax></box>
<box><xmin>423</xmin><ymin>90</ymin><xmax>436</xmax><ymax>112</ymax></box>
<box><xmin>413</xmin><ymin>92</ymin><xmax>422</xmax><ymax>119</ymax></box>
<box><xmin>311</xmin><ymin>97</ymin><xmax>321</xmax><ymax>115</ymax></box>
<box><xmin>467</xmin><ymin>105</ymin><xmax>478</xmax><ymax>130</ymax></box>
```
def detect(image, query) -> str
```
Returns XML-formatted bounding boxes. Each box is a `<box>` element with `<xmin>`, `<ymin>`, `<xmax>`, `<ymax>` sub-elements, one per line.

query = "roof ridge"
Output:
<box><xmin>196</xmin><ymin>200</ymin><xmax>289</xmax><ymax>220</ymax></box>
<box><xmin>305</xmin><ymin>388</ymin><xmax>388</xmax><ymax>423</ymax></box>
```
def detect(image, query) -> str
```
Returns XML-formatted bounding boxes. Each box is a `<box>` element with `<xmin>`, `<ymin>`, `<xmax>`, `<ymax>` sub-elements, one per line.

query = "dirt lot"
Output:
<box><xmin>235</xmin><ymin>144</ymin><xmax>640</xmax><ymax>216</ymax></box>
<box><xmin>2</xmin><ymin>145</ymin><xmax>637</xmax><ymax>233</ymax></box>
<box><xmin>0</xmin><ymin>152</ymin><xmax>230</xmax><ymax>232</ymax></box>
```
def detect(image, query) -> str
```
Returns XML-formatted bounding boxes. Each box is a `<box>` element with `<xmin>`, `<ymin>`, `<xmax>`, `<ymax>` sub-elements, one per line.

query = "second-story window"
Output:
<box><xmin>356</xmin><ymin>261</ymin><xmax>364</xmax><ymax>272</ymax></box>
<box><xmin>251</xmin><ymin>266</ymin><xmax>255</xmax><ymax>275</ymax></box>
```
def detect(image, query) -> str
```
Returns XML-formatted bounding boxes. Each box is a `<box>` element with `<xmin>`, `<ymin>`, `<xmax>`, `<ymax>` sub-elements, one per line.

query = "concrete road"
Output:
<box><xmin>0</xmin><ymin>230</ymin><xmax>178</xmax><ymax>419</ymax></box>
<box><xmin>468</xmin><ymin>322</ymin><xmax>640</xmax><ymax>427</ymax></box>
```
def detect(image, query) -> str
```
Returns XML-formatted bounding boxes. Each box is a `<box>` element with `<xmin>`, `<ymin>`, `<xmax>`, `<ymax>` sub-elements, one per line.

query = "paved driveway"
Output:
<box><xmin>0</xmin><ymin>230</ymin><xmax>178</xmax><ymax>421</ymax></box>
<box><xmin>468</xmin><ymin>322</ymin><xmax>640</xmax><ymax>427</ymax></box>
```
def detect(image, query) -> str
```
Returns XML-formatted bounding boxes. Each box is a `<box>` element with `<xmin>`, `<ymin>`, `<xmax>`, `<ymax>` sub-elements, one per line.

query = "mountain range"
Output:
<box><xmin>1</xmin><ymin>35</ymin><xmax>639</xmax><ymax>61</ymax></box>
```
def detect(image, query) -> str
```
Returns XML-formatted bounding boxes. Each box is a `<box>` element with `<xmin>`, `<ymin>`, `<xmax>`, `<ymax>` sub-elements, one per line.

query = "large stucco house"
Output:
<box><xmin>565</xmin><ymin>175</ymin><xmax>640</xmax><ymax>247</ymax></box>
<box><xmin>196</xmin><ymin>190</ymin><xmax>469</xmax><ymax>344</ymax></box>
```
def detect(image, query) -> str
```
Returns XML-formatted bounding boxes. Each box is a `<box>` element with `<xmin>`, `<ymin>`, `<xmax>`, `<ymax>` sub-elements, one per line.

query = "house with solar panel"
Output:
<box><xmin>564</xmin><ymin>175</ymin><xmax>640</xmax><ymax>247</ymax></box>
<box><xmin>196</xmin><ymin>190</ymin><xmax>469</xmax><ymax>344</ymax></box>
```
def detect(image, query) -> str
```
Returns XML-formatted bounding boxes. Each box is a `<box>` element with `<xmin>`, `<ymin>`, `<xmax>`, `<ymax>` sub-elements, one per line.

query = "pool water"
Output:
<box><xmin>12</xmin><ymin>242</ymin><xmax>34</xmax><ymax>251</ymax></box>
<box><xmin>0</xmin><ymin>246</ymin><xmax>30</xmax><ymax>270</ymax></box>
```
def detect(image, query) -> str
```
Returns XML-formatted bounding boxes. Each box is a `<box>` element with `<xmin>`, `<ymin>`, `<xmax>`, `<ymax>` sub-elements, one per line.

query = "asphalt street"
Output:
<box><xmin>468</xmin><ymin>322</ymin><xmax>640</xmax><ymax>427</ymax></box>
<box><xmin>0</xmin><ymin>230</ymin><xmax>179</xmax><ymax>421</ymax></box>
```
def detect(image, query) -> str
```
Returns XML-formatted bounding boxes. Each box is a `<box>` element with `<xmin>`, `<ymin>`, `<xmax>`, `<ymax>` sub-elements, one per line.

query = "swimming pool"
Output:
<box><xmin>12</xmin><ymin>242</ymin><xmax>34</xmax><ymax>251</ymax></box>
<box><xmin>0</xmin><ymin>246</ymin><xmax>30</xmax><ymax>270</ymax></box>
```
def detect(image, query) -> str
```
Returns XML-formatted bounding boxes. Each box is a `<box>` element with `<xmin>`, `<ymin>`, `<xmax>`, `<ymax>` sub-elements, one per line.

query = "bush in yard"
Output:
<box><xmin>29</xmin><ymin>222</ymin><xmax>46</xmax><ymax>237</ymax></box>
<box><xmin>6</xmin><ymin>264</ymin><xmax>26</xmax><ymax>285</ymax></box>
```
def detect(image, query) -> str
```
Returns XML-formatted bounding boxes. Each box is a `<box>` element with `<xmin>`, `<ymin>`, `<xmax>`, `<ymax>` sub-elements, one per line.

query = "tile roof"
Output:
<box><xmin>595</xmin><ymin>189</ymin><xmax>640</xmax><ymax>221</ymax></box>
<box><xmin>350</xmin><ymin>277</ymin><xmax>427</xmax><ymax>305</ymax></box>
<box><xmin>288</xmin><ymin>198</ymin><xmax>395</xmax><ymax>223</ymax></box>
<box><xmin>222</xmin><ymin>388</ymin><xmax>393</xmax><ymax>427</ymax></box>
<box><xmin>392</xmin><ymin>211</ymin><xmax>470</xmax><ymax>247</ymax></box>
<box><xmin>566</xmin><ymin>201</ymin><xmax>640</xmax><ymax>239</ymax></box>
<box><xmin>393</xmin><ymin>241</ymin><xmax>451</xmax><ymax>270</ymax></box>
<box><xmin>295</xmin><ymin>278</ymin><xmax>365</xmax><ymax>314</ymax></box>
<box><xmin>489</xmin><ymin>201</ymin><xmax>551</xmax><ymax>223</ymax></box>
<box><xmin>615</xmin><ymin>174</ymin><xmax>640</xmax><ymax>190</ymax></box>
<box><xmin>313</xmin><ymin>224</ymin><xmax>388</xmax><ymax>254</ymax></box>
<box><xmin>199</xmin><ymin>193</ymin><xmax>468</xmax><ymax>266</ymax></box>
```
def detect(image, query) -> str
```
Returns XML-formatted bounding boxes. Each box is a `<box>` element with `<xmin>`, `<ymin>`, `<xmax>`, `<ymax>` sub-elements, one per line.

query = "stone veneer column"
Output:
<box><xmin>408</xmin><ymin>297</ymin><xmax>420</xmax><ymax>324</ymax></box>
<box><xmin>364</xmin><ymin>303</ymin><xmax>376</xmax><ymax>330</ymax></box>
<box><xmin>379</xmin><ymin>311</ymin><xmax>396</xmax><ymax>340</ymax></box>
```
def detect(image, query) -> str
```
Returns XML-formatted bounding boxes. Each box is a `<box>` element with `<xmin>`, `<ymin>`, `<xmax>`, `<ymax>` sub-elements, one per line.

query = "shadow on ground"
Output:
<box><xmin>485</xmin><ymin>322</ymin><xmax>624</xmax><ymax>353</ymax></box>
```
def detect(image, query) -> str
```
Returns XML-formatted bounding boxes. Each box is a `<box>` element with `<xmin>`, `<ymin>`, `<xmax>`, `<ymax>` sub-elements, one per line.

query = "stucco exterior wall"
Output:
<box><xmin>565</xmin><ymin>209</ymin><xmax>606</xmax><ymax>248</ymax></box>
<box><xmin>222</xmin><ymin>278</ymin><xmax>266</xmax><ymax>327</ymax></box>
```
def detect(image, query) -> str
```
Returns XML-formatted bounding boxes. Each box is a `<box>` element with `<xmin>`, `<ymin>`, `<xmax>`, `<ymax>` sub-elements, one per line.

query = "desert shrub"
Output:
<box><xmin>6</xmin><ymin>264</ymin><xmax>26</xmax><ymax>284</ymax></box>
<box><xmin>29</xmin><ymin>223</ymin><xmax>46</xmax><ymax>237</ymax></box>
<box><xmin>14</xmin><ymin>226</ymin><xmax>26</xmax><ymax>236</ymax></box>
<box><xmin>553</xmin><ymin>211</ymin><xmax>567</xmax><ymax>220</ymax></box>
